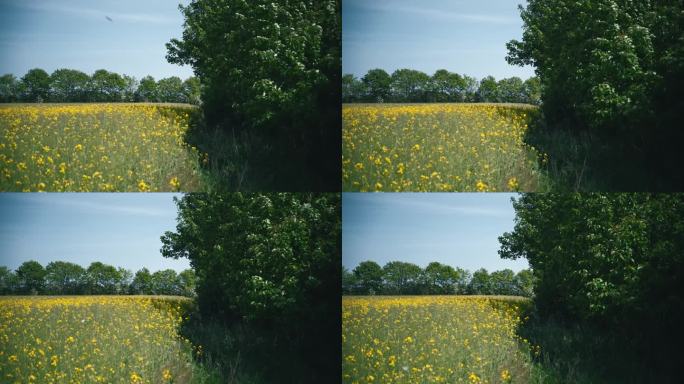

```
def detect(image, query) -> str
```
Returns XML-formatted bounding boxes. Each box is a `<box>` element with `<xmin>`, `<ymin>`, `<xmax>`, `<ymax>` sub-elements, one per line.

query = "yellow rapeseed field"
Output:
<box><xmin>342</xmin><ymin>296</ymin><xmax>540</xmax><ymax>384</ymax></box>
<box><xmin>0</xmin><ymin>104</ymin><xmax>206</xmax><ymax>192</ymax></box>
<box><xmin>0</xmin><ymin>296</ymin><xmax>198</xmax><ymax>384</ymax></box>
<box><xmin>342</xmin><ymin>104</ymin><xmax>547</xmax><ymax>192</ymax></box>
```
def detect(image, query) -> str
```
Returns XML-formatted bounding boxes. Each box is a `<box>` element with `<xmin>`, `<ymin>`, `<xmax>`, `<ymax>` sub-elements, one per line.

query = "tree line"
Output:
<box><xmin>343</xmin><ymin>260</ymin><xmax>534</xmax><ymax>297</ymax></box>
<box><xmin>343</xmin><ymin>68</ymin><xmax>541</xmax><ymax>104</ymax></box>
<box><xmin>0</xmin><ymin>68</ymin><xmax>201</xmax><ymax>104</ymax></box>
<box><xmin>0</xmin><ymin>260</ymin><xmax>196</xmax><ymax>297</ymax></box>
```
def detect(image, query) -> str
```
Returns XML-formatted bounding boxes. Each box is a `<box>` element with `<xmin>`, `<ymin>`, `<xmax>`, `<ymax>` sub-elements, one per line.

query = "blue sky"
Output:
<box><xmin>343</xmin><ymin>0</ymin><xmax>535</xmax><ymax>80</ymax></box>
<box><xmin>0</xmin><ymin>193</ymin><xmax>191</xmax><ymax>272</ymax></box>
<box><xmin>342</xmin><ymin>193</ymin><xmax>529</xmax><ymax>273</ymax></box>
<box><xmin>0</xmin><ymin>0</ymin><xmax>193</xmax><ymax>79</ymax></box>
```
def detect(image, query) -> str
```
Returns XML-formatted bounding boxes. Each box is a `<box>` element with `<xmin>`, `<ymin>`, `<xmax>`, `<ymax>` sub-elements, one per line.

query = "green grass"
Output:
<box><xmin>342</xmin><ymin>103</ymin><xmax>548</xmax><ymax>192</ymax></box>
<box><xmin>0</xmin><ymin>296</ymin><xmax>207</xmax><ymax>383</ymax></box>
<box><xmin>0</xmin><ymin>103</ymin><xmax>205</xmax><ymax>192</ymax></box>
<box><xmin>342</xmin><ymin>295</ymin><xmax>539</xmax><ymax>383</ymax></box>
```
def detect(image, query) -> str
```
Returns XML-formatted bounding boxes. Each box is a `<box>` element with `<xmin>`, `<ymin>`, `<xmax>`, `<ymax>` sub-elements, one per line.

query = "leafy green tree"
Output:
<box><xmin>499</xmin><ymin>194</ymin><xmax>684</xmax><ymax>321</ymax></box>
<box><xmin>522</xmin><ymin>77</ymin><xmax>541</xmax><ymax>105</ymax></box>
<box><xmin>88</xmin><ymin>70</ymin><xmax>127</xmax><ymax>102</ymax></box>
<box><xmin>507</xmin><ymin>1</ymin><xmax>684</xmax><ymax>189</ymax></box>
<box><xmin>382</xmin><ymin>261</ymin><xmax>422</xmax><ymax>294</ymax></box>
<box><xmin>362</xmin><ymin>68</ymin><xmax>392</xmax><ymax>102</ymax></box>
<box><xmin>131</xmin><ymin>267</ymin><xmax>153</xmax><ymax>294</ymax></box>
<box><xmin>161</xmin><ymin>193</ymin><xmax>340</xmax><ymax>382</ymax></box>
<box><xmin>156</xmin><ymin>76</ymin><xmax>185</xmax><ymax>103</ymax></box>
<box><xmin>85</xmin><ymin>262</ymin><xmax>120</xmax><ymax>294</ymax></box>
<box><xmin>135</xmin><ymin>76</ymin><xmax>159</xmax><ymax>102</ymax></box>
<box><xmin>462</xmin><ymin>75</ymin><xmax>479</xmax><ymax>102</ymax></box>
<box><xmin>390</xmin><ymin>69</ymin><xmax>430</xmax><ymax>102</ymax></box>
<box><xmin>44</xmin><ymin>261</ymin><xmax>85</xmax><ymax>294</ymax></box>
<box><xmin>430</xmin><ymin>70</ymin><xmax>465</xmax><ymax>102</ymax></box>
<box><xmin>20</xmin><ymin>68</ymin><xmax>51</xmax><ymax>102</ymax></box>
<box><xmin>342</xmin><ymin>74</ymin><xmax>365</xmax><ymax>102</ymax></box>
<box><xmin>182</xmin><ymin>77</ymin><xmax>201</xmax><ymax>105</ymax></box>
<box><xmin>342</xmin><ymin>266</ymin><xmax>357</xmax><ymax>294</ymax></box>
<box><xmin>49</xmin><ymin>69</ymin><xmax>90</xmax><ymax>102</ymax></box>
<box><xmin>0</xmin><ymin>74</ymin><xmax>20</xmax><ymax>102</ymax></box>
<box><xmin>178</xmin><ymin>268</ymin><xmax>196</xmax><ymax>296</ymax></box>
<box><xmin>497</xmin><ymin>77</ymin><xmax>525</xmax><ymax>103</ymax></box>
<box><xmin>116</xmin><ymin>267</ymin><xmax>133</xmax><ymax>294</ymax></box>
<box><xmin>514</xmin><ymin>269</ymin><xmax>535</xmax><ymax>297</ymax></box>
<box><xmin>121</xmin><ymin>75</ymin><xmax>138</xmax><ymax>102</ymax></box>
<box><xmin>352</xmin><ymin>261</ymin><xmax>384</xmax><ymax>295</ymax></box>
<box><xmin>161</xmin><ymin>193</ymin><xmax>340</xmax><ymax>321</ymax></box>
<box><xmin>420</xmin><ymin>262</ymin><xmax>460</xmax><ymax>294</ymax></box>
<box><xmin>468</xmin><ymin>268</ymin><xmax>492</xmax><ymax>295</ymax></box>
<box><xmin>477</xmin><ymin>76</ymin><xmax>499</xmax><ymax>102</ymax></box>
<box><xmin>0</xmin><ymin>267</ymin><xmax>17</xmax><ymax>294</ymax></box>
<box><xmin>15</xmin><ymin>260</ymin><xmax>46</xmax><ymax>294</ymax></box>
<box><xmin>151</xmin><ymin>269</ymin><xmax>180</xmax><ymax>295</ymax></box>
<box><xmin>167</xmin><ymin>0</ymin><xmax>341</xmax><ymax>191</ymax></box>
<box><xmin>489</xmin><ymin>269</ymin><xmax>516</xmax><ymax>295</ymax></box>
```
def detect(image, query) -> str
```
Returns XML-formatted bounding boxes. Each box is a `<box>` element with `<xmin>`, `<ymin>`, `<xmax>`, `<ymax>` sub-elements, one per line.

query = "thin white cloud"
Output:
<box><xmin>346</xmin><ymin>193</ymin><xmax>515</xmax><ymax>218</ymax></box>
<box><xmin>356</xmin><ymin>2</ymin><xmax>517</xmax><ymax>25</ymax></box>
<box><xmin>17</xmin><ymin>2</ymin><xmax>178</xmax><ymax>25</ymax></box>
<box><xmin>3</xmin><ymin>194</ymin><xmax>178</xmax><ymax>218</ymax></box>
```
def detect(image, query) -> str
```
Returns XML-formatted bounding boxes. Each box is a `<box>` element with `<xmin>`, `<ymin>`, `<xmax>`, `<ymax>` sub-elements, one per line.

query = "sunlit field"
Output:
<box><xmin>0</xmin><ymin>104</ymin><xmax>206</xmax><ymax>192</ymax></box>
<box><xmin>342</xmin><ymin>296</ymin><xmax>540</xmax><ymax>384</ymax></box>
<box><xmin>0</xmin><ymin>296</ymin><xmax>202</xmax><ymax>384</ymax></box>
<box><xmin>342</xmin><ymin>104</ymin><xmax>547</xmax><ymax>192</ymax></box>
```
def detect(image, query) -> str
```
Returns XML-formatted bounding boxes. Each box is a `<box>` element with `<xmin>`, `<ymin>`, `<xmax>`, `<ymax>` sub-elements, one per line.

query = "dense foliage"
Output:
<box><xmin>343</xmin><ymin>260</ymin><xmax>534</xmax><ymax>297</ymax></box>
<box><xmin>167</xmin><ymin>0</ymin><xmax>340</xmax><ymax>191</ymax></box>
<box><xmin>507</xmin><ymin>1</ymin><xmax>684</xmax><ymax>189</ymax></box>
<box><xmin>0</xmin><ymin>68</ymin><xmax>200</xmax><ymax>104</ymax></box>
<box><xmin>343</xmin><ymin>68</ymin><xmax>541</xmax><ymax>104</ymax></box>
<box><xmin>499</xmin><ymin>193</ymin><xmax>684</xmax><ymax>377</ymax></box>
<box><xmin>0</xmin><ymin>261</ymin><xmax>195</xmax><ymax>296</ymax></box>
<box><xmin>160</xmin><ymin>192</ymin><xmax>340</xmax><ymax>382</ymax></box>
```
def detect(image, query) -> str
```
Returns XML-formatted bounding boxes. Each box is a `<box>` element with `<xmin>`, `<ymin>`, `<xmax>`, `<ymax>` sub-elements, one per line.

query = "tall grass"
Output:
<box><xmin>342</xmin><ymin>103</ymin><xmax>548</xmax><ymax>192</ymax></box>
<box><xmin>0</xmin><ymin>103</ymin><xmax>205</xmax><ymax>192</ymax></box>
<box><xmin>342</xmin><ymin>295</ymin><xmax>539</xmax><ymax>383</ymax></box>
<box><xmin>0</xmin><ymin>296</ymin><xmax>203</xmax><ymax>383</ymax></box>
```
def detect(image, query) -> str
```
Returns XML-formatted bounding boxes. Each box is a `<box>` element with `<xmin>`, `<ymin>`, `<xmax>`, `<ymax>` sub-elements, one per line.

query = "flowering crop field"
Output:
<box><xmin>0</xmin><ymin>104</ymin><xmax>206</xmax><ymax>192</ymax></box>
<box><xmin>342</xmin><ymin>296</ymin><xmax>541</xmax><ymax>384</ymax></box>
<box><xmin>342</xmin><ymin>104</ymin><xmax>547</xmax><ymax>192</ymax></box>
<box><xmin>0</xmin><ymin>296</ymin><xmax>199</xmax><ymax>384</ymax></box>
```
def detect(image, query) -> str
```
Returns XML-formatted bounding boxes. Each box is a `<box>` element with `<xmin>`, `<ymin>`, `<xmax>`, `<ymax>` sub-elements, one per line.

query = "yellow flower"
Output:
<box><xmin>169</xmin><ymin>177</ymin><xmax>180</xmax><ymax>191</ymax></box>
<box><xmin>507</xmin><ymin>177</ymin><xmax>519</xmax><ymax>191</ymax></box>
<box><xmin>501</xmin><ymin>369</ymin><xmax>512</xmax><ymax>382</ymax></box>
<box><xmin>355</xmin><ymin>163</ymin><xmax>364</xmax><ymax>170</ymax></box>
<box><xmin>162</xmin><ymin>369</ymin><xmax>172</xmax><ymax>381</ymax></box>
<box><xmin>374</xmin><ymin>182</ymin><xmax>383</xmax><ymax>191</ymax></box>
<box><xmin>130</xmin><ymin>372</ymin><xmax>143</xmax><ymax>383</ymax></box>
<box><xmin>137</xmin><ymin>180</ymin><xmax>150</xmax><ymax>192</ymax></box>
<box><xmin>74</xmin><ymin>144</ymin><xmax>83</xmax><ymax>151</ymax></box>
<box><xmin>51</xmin><ymin>355</ymin><xmax>59</xmax><ymax>366</ymax></box>
<box><xmin>475</xmin><ymin>180</ymin><xmax>488</xmax><ymax>192</ymax></box>
<box><xmin>403</xmin><ymin>336</ymin><xmax>414</xmax><ymax>344</ymax></box>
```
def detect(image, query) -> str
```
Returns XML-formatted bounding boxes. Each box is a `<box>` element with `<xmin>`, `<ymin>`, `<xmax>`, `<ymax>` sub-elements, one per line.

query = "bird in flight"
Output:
<box><xmin>105</xmin><ymin>16</ymin><xmax>113</xmax><ymax>22</ymax></box>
